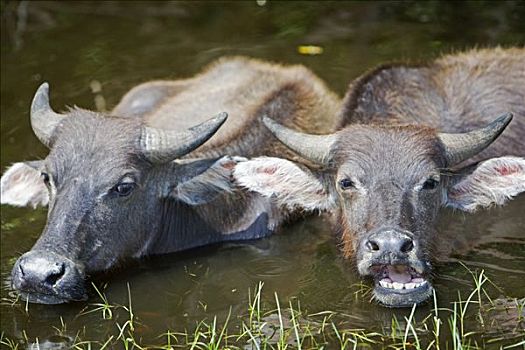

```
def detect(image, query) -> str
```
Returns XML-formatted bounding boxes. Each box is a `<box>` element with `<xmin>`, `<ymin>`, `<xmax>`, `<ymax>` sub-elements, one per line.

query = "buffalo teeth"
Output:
<box><xmin>379</xmin><ymin>280</ymin><xmax>426</xmax><ymax>290</ymax></box>
<box><xmin>404</xmin><ymin>282</ymin><xmax>416</xmax><ymax>289</ymax></box>
<box><xmin>379</xmin><ymin>280</ymin><xmax>390</xmax><ymax>288</ymax></box>
<box><xmin>415</xmin><ymin>280</ymin><xmax>427</xmax><ymax>288</ymax></box>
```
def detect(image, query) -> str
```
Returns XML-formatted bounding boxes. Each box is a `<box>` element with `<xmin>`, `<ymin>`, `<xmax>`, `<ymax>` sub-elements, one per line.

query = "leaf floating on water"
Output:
<box><xmin>297</xmin><ymin>45</ymin><xmax>323</xmax><ymax>55</ymax></box>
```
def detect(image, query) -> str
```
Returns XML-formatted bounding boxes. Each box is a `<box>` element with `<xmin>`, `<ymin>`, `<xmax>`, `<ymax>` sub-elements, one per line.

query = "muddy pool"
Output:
<box><xmin>1</xmin><ymin>2</ymin><xmax>524</xmax><ymax>348</ymax></box>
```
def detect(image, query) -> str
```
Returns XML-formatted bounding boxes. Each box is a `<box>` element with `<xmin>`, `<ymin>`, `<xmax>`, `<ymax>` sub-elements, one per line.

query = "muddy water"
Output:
<box><xmin>1</xmin><ymin>2</ymin><xmax>524</xmax><ymax>348</ymax></box>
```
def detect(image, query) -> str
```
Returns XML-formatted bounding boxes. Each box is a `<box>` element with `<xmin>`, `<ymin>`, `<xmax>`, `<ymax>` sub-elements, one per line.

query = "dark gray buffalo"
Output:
<box><xmin>234</xmin><ymin>48</ymin><xmax>525</xmax><ymax>307</ymax></box>
<box><xmin>0</xmin><ymin>57</ymin><xmax>340</xmax><ymax>304</ymax></box>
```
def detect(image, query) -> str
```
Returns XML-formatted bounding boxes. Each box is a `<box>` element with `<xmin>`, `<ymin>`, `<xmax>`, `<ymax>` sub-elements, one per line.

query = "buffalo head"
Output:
<box><xmin>1</xmin><ymin>83</ymin><xmax>232</xmax><ymax>304</ymax></box>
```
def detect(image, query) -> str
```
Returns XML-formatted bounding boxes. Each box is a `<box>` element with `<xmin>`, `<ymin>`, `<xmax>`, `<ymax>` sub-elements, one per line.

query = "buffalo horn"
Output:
<box><xmin>262</xmin><ymin>116</ymin><xmax>336</xmax><ymax>165</ymax></box>
<box><xmin>438</xmin><ymin>113</ymin><xmax>513</xmax><ymax>165</ymax></box>
<box><xmin>30</xmin><ymin>82</ymin><xmax>66</xmax><ymax>148</ymax></box>
<box><xmin>140</xmin><ymin>112</ymin><xmax>227</xmax><ymax>163</ymax></box>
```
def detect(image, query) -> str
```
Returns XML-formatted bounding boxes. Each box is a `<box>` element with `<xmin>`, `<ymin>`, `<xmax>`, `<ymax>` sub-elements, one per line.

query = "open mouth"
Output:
<box><xmin>371</xmin><ymin>265</ymin><xmax>433</xmax><ymax>307</ymax></box>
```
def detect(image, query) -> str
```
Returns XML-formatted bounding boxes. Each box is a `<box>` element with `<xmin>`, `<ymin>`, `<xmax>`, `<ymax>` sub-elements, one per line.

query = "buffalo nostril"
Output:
<box><xmin>366</xmin><ymin>240</ymin><xmax>380</xmax><ymax>251</ymax></box>
<box><xmin>401</xmin><ymin>239</ymin><xmax>414</xmax><ymax>253</ymax></box>
<box><xmin>44</xmin><ymin>263</ymin><xmax>66</xmax><ymax>286</ymax></box>
<box><xmin>12</xmin><ymin>251</ymin><xmax>88</xmax><ymax>303</ymax></box>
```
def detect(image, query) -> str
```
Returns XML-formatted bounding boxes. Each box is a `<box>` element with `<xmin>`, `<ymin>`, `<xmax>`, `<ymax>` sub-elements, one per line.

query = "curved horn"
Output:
<box><xmin>30</xmin><ymin>82</ymin><xmax>66</xmax><ymax>148</ymax></box>
<box><xmin>262</xmin><ymin>116</ymin><xmax>336</xmax><ymax>165</ymax></box>
<box><xmin>438</xmin><ymin>113</ymin><xmax>513</xmax><ymax>166</ymax></box>
<box><xmin>141</xmin><ymin>112</ymin><xmax>228</xmax><ymax>163</ymax></box>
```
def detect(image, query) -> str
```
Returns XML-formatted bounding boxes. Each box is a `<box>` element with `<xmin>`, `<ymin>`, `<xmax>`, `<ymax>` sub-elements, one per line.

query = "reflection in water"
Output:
<box><xmin>1</xmin><ymin>1</ymin><xmax>524</xmax><ymax>348</ymax></box>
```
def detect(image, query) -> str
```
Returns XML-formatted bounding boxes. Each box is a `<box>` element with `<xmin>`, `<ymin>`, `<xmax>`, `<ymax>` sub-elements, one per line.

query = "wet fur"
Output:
<box><xmin>338</xmin><ymin>47</ymin><xmax>525</xmax><ymax>160</ymax></box>
<box><xmin>115</xmin><ymin>56</ymin><xmax>341</xmax><ymax>161</ymax></box>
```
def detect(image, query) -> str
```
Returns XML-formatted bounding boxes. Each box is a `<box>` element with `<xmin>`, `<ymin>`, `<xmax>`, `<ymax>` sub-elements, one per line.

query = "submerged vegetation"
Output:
<box><xmin>1</xmin><ymin>267</ymin><xmax>523</xmax><ymax>349</ymax></box>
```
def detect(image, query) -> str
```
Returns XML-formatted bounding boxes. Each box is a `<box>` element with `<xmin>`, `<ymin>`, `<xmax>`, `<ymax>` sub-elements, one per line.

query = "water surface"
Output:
<box><xmin>1</xmin><ymin>2</ymin><xmax>524</xmax><ymax>348</ymax></box>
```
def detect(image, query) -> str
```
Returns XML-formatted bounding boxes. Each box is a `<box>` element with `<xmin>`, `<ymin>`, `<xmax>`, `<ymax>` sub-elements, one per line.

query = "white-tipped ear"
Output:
<box><xmin>234</xmin><ymin>157</ymin><xmax>334</xmax><ymax>212</ymax></box>
<box><xmin>445</xmin><ymin>156</ymin><xmax>525</xmax><ymax>212</ymax></box>
<box><xmin>1</xmin><ymin>162</ymin><xmax>49</xmax><ymax>208</ymax></box>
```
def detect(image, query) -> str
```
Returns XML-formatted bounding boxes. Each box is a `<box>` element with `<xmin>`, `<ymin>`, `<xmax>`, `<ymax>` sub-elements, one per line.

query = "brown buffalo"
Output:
<box><xmin>235</xmin><ymin>48</ymin><xmax>525</xmax><ymax>307</ymax></box>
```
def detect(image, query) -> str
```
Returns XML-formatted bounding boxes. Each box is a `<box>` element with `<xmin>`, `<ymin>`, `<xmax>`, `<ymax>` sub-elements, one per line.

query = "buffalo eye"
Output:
<box><xmin>339</xmin><ymin>178</ymin><xmax>355</xmax><ymax>190</ymax></box>
<box><xmin>112</xmin><ymin>182</ymin><xmax>136</xmax><ymax>197</ymax></box>
<box><xmin>41</xmin><ymin>172</ymin><xmax>50</xmax><ymax>186</ymax></box>
<box><xmin>422</xmin><ymin>177</ymin><xmax>439</xmax><ymax>190</ymax></box>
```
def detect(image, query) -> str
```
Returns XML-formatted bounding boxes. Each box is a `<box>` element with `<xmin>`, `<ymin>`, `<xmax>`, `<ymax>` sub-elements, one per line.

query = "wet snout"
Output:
<box><xmin>365</xmin><ymin>229</ymin><xmax>414</xmax><ymax>262</ymax></box>
<box><xmin>11</xmin><ymin>250</ymin><xmax>87</xmax><ymax>304</ymax></box>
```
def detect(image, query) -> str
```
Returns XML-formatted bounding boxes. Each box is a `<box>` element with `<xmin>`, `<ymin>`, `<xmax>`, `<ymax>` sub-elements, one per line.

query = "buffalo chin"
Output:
<box><xmin>373</xmin><ymin>281</ymin><xmax>433</xmax><ymax>307</ymax></box>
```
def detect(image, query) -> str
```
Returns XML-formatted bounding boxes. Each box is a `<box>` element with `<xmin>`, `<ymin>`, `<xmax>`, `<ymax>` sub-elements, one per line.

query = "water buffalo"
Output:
<box><xmin>234</xmin><ymin>47</ymin><xmax>525</xmax><ymax>307</ymax></box>
<box><xmin>0</xmin><ymin>57</ymin><xmax>341</xmax><ymax>304</ymax></box>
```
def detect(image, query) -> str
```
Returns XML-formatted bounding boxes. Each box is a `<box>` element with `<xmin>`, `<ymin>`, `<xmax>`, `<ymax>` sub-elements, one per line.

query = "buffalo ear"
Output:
<box><xmin>1</xmin><ymin>161</ymin><xmax>48</xmax><ymax>208</ymax></box>
<box><xmin>444</xmin><ymin>156</ymin><xmax>525</xmax><ymax>212</ymax></box>
<box><xmin>234</xmin><ymin>157</ymin><xmax>334</xmax><ymax>212</ymax></box>
<box><xmin>171</xmin><ymin>156</ymin><xmax>244</xmax><ymax>206</ymax></box>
